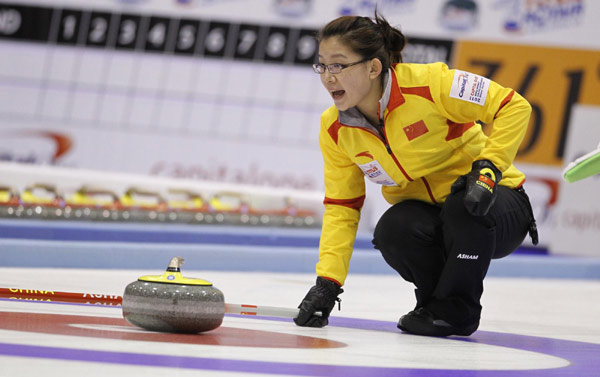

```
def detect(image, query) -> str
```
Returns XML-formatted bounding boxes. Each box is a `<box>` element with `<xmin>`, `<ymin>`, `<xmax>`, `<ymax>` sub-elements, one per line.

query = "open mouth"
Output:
<box><xmin>331</xmin><ymin>90</ymin><xmax>345</xmax><ymax>100</ymax></box>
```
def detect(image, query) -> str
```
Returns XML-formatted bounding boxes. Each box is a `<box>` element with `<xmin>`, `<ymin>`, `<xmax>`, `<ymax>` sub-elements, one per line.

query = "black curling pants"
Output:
<box><xmin>372</xmin><ymin>186</ymin><xmax>534</xmax><ymax>328</ymax></box>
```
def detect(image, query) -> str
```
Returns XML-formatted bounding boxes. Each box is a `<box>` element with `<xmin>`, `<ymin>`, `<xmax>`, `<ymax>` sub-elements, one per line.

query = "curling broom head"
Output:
<box><xmin>563</xmin><ymin>145</ymin><xmax>600</xmax><ymax>183</ymax></box>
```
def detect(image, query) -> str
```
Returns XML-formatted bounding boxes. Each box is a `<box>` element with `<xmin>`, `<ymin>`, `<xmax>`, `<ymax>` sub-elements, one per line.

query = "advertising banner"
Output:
<box><xmin>550</xmin><ymin>105</ymin><xmax>600</xmax><ymax>256</ymax></box>
<box><xmin>454</xmin><ymin>41</ymin><xmax>600</xmax><ymax>166</ymax></box>
<box><xmin>0</xmin><ymin>0</ymin><xmax>599</xmax><ymax>247</ymax></box>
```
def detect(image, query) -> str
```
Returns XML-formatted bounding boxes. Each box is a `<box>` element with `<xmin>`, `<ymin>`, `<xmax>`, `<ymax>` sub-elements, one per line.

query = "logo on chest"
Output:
<box><xmin>356</xmin><ymin>160</ymin><xmax>398</xmax><ymax>186</ymax></box>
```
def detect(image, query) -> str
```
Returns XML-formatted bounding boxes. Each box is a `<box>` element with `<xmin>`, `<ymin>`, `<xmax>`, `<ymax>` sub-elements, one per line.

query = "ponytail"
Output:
<box><xmin>374</xmin><ymin>10</ymin><xmax>406</xmax><ymax>64</ymax></box>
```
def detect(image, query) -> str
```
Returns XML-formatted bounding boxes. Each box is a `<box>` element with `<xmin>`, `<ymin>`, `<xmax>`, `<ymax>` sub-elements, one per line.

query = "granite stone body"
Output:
<box><xmin>122</xmin><ymin>280</ymin><xmax>225</xmax><ymax>333</ymax></box>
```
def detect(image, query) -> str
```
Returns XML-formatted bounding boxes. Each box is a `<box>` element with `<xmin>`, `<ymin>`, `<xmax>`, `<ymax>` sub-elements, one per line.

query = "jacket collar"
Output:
<box><xmin>338</xmin><ymin>67</ymin><xmax>405</xmax><ymax>128</ymax></box>
<box><xmin>387</xmin><ymin>64</ymin><xmax>406</xmax><ymax>113</ymax></box>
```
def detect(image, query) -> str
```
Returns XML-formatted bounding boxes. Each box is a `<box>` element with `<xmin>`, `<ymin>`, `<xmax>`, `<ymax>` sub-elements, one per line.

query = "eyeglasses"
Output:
<box><xmin>312</xmin><ymin>59</ymin><xmax>370</xmax><ymax>74</ymax></box>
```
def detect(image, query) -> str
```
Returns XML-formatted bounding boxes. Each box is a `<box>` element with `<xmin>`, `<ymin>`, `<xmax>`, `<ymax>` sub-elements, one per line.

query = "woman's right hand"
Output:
<box><xmin>294</xmin><ymin>277</ymin><xmax>343</xmax><ymax>327</ymax></box>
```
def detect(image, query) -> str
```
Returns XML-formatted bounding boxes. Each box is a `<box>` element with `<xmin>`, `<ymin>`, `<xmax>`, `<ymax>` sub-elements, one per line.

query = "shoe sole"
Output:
<box><xmin>398</xmin><ymin>316</ymin><xmax>478</xmax><ymax>337</ymax></box>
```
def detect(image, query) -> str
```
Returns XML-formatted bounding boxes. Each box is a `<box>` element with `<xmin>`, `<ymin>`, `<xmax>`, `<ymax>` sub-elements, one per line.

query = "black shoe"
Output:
<box><xmin>396</xmin><ymin>308</ymin><xmax>417</xmax><ymax>332</ymax></box>
<box><xmin>397</xmin><ymin>307</ymin><xmax>478</xmax><ymax>337</ymax></box>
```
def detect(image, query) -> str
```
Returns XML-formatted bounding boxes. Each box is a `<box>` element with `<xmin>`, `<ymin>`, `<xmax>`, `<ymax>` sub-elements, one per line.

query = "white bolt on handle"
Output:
<box><xmin>225</xmin><ymin>303</ymin><xmax>322</xmax><ymax>318</ymax></box>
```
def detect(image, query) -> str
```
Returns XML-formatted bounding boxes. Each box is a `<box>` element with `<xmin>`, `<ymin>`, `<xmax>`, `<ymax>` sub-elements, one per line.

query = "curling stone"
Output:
<box><xmin>122</xmin><ymin>257</ymin><xmax>225</xmax><ymax>333</ymax></box>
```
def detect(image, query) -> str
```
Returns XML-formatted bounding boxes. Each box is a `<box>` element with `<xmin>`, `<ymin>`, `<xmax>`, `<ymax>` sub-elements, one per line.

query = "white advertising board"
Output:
<box><xmin>550</xmin><ymin>105</ymin><xmax>600</xmax><ymax>256</ymax></box>
<box><xmin>0</xmin><ymin>0</ymin><xmax>598</xmax><ymax>240</ymax></box>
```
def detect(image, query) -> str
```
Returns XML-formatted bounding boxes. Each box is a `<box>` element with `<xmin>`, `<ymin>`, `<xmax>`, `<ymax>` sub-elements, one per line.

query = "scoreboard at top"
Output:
<box><xmin>0</xmin><ymin>3</ymin><xmax>319</xmax><ymax>66</ymax></box>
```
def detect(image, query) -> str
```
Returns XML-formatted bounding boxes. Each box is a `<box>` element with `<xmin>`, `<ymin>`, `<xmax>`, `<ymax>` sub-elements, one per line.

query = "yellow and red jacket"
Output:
<box><xmin>317</xmin><ymin>62</ymin><xmax>532</xmax><ymax>285</ymax></box>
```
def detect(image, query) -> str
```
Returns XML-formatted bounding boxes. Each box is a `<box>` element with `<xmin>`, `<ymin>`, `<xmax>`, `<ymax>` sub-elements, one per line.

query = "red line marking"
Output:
<box><xmin>0</xmin><ymin>311</ymin><xmax>346</xmax><ymax>349</ymax></box>
<box><xmin>0</xmin><ymin>288</ymin><xmax>122</xmax><ymax>306</ymax></box>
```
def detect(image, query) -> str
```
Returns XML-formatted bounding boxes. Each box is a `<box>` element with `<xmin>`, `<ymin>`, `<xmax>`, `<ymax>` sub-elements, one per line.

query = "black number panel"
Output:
<box><xmin>115</xmin><ymin>14</ymin><xmax>141</xmax><ymax>51</ymax></box>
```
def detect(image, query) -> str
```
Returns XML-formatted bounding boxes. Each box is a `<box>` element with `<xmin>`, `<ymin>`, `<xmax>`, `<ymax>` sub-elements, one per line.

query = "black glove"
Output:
<box><xmin>451</xmin><ymin>159</ymin><xmax>502</xmax><ymax>217</ymax></box>
<box><xmin>294</xmin><ymin>277</ymin><xmax>343</xmax><ymax>327</ymax></box>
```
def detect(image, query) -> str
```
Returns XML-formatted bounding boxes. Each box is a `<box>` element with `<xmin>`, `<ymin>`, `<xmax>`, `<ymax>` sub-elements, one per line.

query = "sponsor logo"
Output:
<box><xmin>470</xmin><ymin>76</ymin><xmax>479</xmax><ymax>97</ymax></box>
<box><xmin>273</xmin><ymin>0</ymin><xmax>312</xmax><ymax>18</ymax></box>
<box><xmin>365</xmin><ymin>164</ymin><xmax>383</xmax><ymax>178</ymax></box>
<box><xmin>440</xmin><ymin>0</ymin><xmax>479</xmax><ymax>32</ymax></box>
<box><xmin>450</xmin><ymin>70</ymin><xmax>489</xmax><ymax>106</ymax></box>
<box><xmin>0</xmin><ymin>8</ymin><xmax>21</xmax><ymax>35</ymax></box>
<box><xmin>457</xmin><ymin>253</ymin><xmax>479</xmax><ymax>260</ymax></box>
<box><xmin>493</xmin><ymin>0</ymin><xmax>584</xmax><ymax>34</ymax></box>
<box><xmin>357</xmin><ymin>160</ymin><xmax>397</xmax><ymax>186</ymax></box>
<box><xmin>355</xmin><ymin>151</ymin><xmax>374</xmax><ymax>159</ymax></box>
<box><xmin>478</xmin><ymin>172</ymin><xmax>495</xmax><ymax>185</ymax></box>
<box><xmin>8</xmin><ymin>288</ymin><xmax>54</xmax><ymax>294</ymax></box>
<box><xmin>174</xmin><ymin>0</ymin><xmax>197</xmax><ymax>5</ymax></box>
<box><xmin>339</xmin><ymin>0</ymin><xmax>416</xmax><ymax>16</ymax></box>
<box><xmin>457</xmin><ymin>72</ymin><xmax>468</xmax><ymax>97</ymax></box>
<box><xmin>0</xmin><ymin>131</ymin><xmax>73</xmax><ymax>164</ymax></box>
<box><xmin>561</xmin><ymin>210</ymin><xmax>600</xmax><ymax>233</ymax></box>
<box><xmin>475</xmin><ymin>179</ymin><xmax>493</xmax><ymax>193</ymax></box>
<box><xmin>150</xmin><ymin>161</ymin><xmax>317</xmax><ymax>190</ymax></box>
<box><xmin>402</xmin><ymin>40</ymin><xmax>452</xmax><ymax>64</ymax></box>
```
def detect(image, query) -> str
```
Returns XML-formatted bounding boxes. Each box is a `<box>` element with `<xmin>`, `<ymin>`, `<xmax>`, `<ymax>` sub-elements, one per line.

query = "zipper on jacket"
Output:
<box><xmin>376</xmin><ymin>120</ymin><xmax>392</xmax><ymax>154</ymax></box>
<box><xmin>373</xmin><ymin>118</ymin><xmax>413</xmax><ymax>183</ymax></box>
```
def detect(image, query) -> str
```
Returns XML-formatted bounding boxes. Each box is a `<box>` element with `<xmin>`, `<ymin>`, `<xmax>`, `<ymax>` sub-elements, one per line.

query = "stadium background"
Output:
<box><xmin>0</xmin><ymin>0</ymin><xmax>598</xmax><ymax>258</ymax></box>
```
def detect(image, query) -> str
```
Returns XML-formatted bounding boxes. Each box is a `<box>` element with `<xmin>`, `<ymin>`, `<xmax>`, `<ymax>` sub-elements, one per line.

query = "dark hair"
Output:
<box><xmin>316</xmin><ymin>11</ymin><xmax>406</xmax><ymax>69</ymax></box>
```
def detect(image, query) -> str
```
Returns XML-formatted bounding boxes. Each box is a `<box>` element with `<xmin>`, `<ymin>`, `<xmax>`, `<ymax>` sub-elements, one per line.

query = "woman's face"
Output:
<box><xmin>317</xmin><ymin>37</ymin><xmax>380</xmax><ymax>112</ymax></box>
